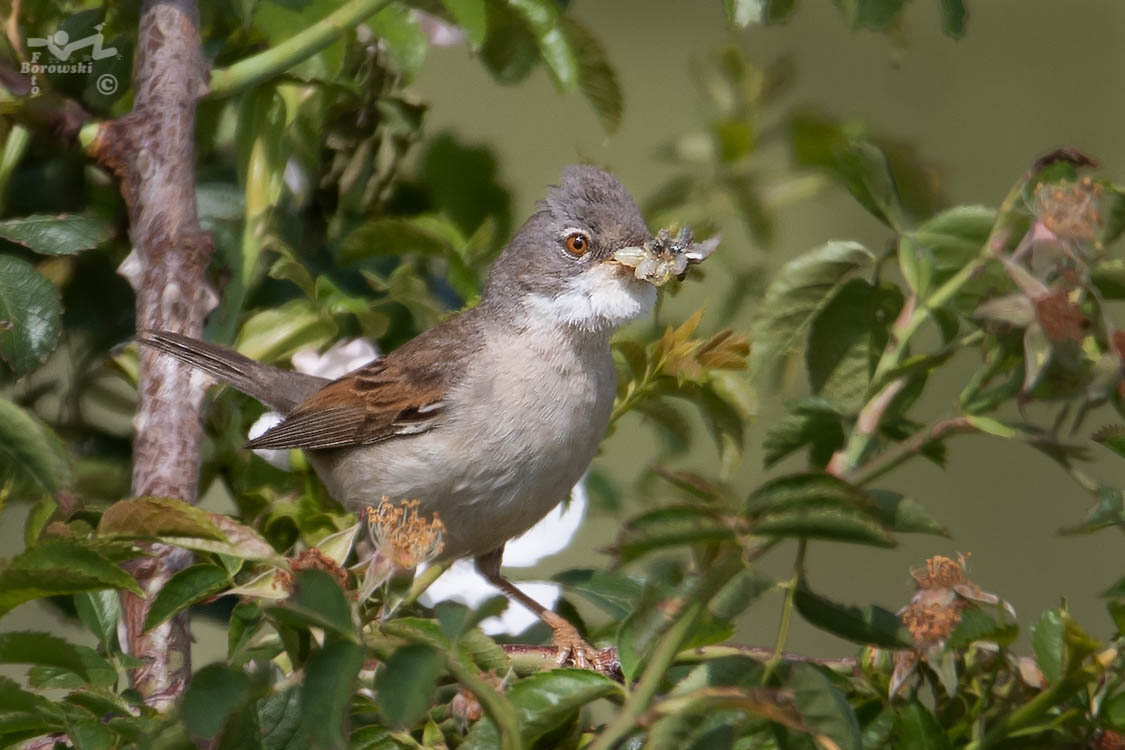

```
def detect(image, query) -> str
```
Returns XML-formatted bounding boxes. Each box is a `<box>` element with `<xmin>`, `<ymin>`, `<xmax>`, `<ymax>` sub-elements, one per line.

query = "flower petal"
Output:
<box><xmin>291</xmin><ymin>338</ymin><xmax>379</xmax><ymax>379</ymax></box>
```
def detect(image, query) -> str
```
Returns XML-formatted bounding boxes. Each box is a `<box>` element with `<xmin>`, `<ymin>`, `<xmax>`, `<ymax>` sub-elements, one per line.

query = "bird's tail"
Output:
<box><xmin>136</xmin><ymin>330</ymin><xmax>328</xmax><ymax>414</ymax></box>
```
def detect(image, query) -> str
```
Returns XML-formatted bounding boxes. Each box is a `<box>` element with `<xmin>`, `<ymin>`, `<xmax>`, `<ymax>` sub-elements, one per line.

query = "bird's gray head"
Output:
<box><xmin>483</xmin><ymin>165</ymin><xmax>657</xmax><ymax>332</ymax></box>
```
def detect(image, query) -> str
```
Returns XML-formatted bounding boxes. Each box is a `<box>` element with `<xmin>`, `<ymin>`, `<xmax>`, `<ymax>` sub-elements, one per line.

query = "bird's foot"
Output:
<box><xmin>542</xmin><ymin>611</ymin><xmax>622</xmax><ymax>680</ymax></box>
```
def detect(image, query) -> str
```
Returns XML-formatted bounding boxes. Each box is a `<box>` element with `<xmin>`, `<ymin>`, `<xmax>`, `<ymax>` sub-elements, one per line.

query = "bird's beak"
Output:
<box><xmin>609</xmin><ymin>229</ymin><xmax>720</xmax><ymax>286</ymax></box>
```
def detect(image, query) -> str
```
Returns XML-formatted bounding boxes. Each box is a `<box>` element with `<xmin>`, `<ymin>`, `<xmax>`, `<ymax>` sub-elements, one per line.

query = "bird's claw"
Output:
<box><xmin>543</xmin><ymin>611</ymin><xmax>623</xmax><ymax>680</ymax></box>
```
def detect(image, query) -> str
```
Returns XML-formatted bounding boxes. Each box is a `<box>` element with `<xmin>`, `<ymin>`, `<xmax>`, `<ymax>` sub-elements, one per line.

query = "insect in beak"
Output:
<box><xmin>611</xmin><ymin>227</ymin><xmax>720</xmax><ymax>286</ymax></box>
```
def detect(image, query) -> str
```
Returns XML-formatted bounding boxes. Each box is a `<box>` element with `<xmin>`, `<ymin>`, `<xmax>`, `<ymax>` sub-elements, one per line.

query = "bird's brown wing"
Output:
<box><xmin>243</xmin><ymin>343</ymin><xmax>451</xmax><ymax>451</ymax></box>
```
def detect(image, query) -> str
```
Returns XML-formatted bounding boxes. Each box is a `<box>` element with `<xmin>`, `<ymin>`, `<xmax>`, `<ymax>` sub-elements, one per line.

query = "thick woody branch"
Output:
<box><xmin>90</xmin><ymin>0</ymin><xmax>216</xmax><ymax>710</ymax></box>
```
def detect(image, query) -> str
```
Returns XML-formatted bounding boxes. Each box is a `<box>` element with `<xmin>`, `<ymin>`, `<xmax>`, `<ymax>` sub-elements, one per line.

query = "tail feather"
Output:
<box><xmin>136</xmin><ymin>330</ymin><xmax>328</xmax><ymax>414</ymax></box>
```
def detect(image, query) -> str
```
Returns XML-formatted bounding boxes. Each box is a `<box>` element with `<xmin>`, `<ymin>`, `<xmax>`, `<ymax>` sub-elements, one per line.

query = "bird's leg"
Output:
<box><xmin>475</xmin><ymin>548</ymin><xmax>617</xmax><ymax>675</ymax></box>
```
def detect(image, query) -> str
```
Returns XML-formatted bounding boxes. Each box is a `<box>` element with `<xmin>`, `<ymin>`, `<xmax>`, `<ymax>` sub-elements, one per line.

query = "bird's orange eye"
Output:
<box><xmin>565</xmin><ymin>232</ymin><xmax>590</xmax><ymax>256</ymax></box>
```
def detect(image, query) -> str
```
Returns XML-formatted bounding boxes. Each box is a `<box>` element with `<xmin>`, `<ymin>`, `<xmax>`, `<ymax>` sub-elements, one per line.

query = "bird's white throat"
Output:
<box><xmin>525</xmin><ymin>263</ymin><xmax>657</xmax><ymax>332</ymax></box>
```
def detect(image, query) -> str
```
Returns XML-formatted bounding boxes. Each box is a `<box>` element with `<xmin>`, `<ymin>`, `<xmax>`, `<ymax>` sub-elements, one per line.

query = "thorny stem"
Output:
<box><xmin>763</xmin><ymin>539</ymin><xmax>806</xmax><ymax>681</ymax></box>
<box><xmin>207</xmin><ymin>0</ymin><xmax>392</xmax><ymax>98</ymax></box>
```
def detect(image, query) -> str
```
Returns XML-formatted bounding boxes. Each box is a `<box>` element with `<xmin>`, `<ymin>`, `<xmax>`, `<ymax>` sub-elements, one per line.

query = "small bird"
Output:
<box><xmin>140</xmin><ymin>165</ymin><xmax>671</xmax><ymax>670</ymax></box>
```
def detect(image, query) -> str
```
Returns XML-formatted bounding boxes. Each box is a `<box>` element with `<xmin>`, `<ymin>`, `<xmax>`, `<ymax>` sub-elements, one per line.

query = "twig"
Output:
<box><xmin>846</xmin><ymin>416</ymin><xmax>975</xmax><ymax>486</ymax></box>
<box><xmin>89</xmin><ymin>0</ymin><xmax>216</xmax><ymax>710</ymax></box>
<box><xmin>826</xmin><ymin>377</ymin><xmax>908</xmax><ymax>476</ymax></box>
<box><xmin>207</xmin><ymin>0</ymin><xmax>391</xmax><ymax>98</ymax></box>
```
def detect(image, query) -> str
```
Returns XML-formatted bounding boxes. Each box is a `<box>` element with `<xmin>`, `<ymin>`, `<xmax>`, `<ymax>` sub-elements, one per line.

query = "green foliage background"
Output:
<box><xmin>2</xmin><ymin>0</ymin><xmax>1125</xmax><ymax>748</ymax></box>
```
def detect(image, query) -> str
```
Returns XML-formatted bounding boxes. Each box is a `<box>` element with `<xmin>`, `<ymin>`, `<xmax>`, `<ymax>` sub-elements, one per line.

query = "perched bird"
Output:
<box><xmin>140</xmin><ymin>165</ymin><xmax>669</xmax><ymax>671</ymax></box>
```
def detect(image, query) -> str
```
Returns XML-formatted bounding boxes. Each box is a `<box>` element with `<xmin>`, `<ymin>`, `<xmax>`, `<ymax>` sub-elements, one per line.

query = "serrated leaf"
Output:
<box><xmin>762</xmin><ymin>398</ymin><xmax>846</xmax><ymax>468</ymax></box>
<box><xmin>750</xmin><ymin>241</ymin><xmax>875</xmax><ymax>388</ymax></box>
<box><xmin>946</xmin><ymin>607</ymin><xmax>1018</xmax><ymax>649</ymax></box>
<box><xmin>836</xmin><ymin>139</ymin><xmax>907</xmax><ymax>229</ymax></box>
<box><xmin>611</xmin><ymin>505</ymin><xmax>734</xmax><ymax>562</ymax></box>
<box><xmin>0</xmin><ymin>675</ymin><xmax>53</xmax><ymax>713</ymax></box>
<box><xmin>0</xmin><ymin>214</ymin><xmax>113</xmax><ymax>255</ymax></box>
<box><xmin>893</xmin><ymin>700</ymin><xmax>952</xmax><ymax>749</ymax></box>
<box><xmin>562</xmin><ymin>17</ymin><xmax>622</xmax><ymax>134</ymax></box>
<box><xmin>28</xmin><ymin>644</ymin><xmax>117</xmax><ymax>690</ymax></box>
<box><xmin>710</xmin><ymin>569</ymin><xmax>774</xmax><ymax>621</ymax></box>
<box><xmin>794</xmin><ymin>586</ymin><xmax>911</xmax><ymax>647</ymax></box>
<box><xmin>182</xmin><ymin>664</ymin><xmax>253</xmax><ymax>739</ymax></box>
<box><xmin>0</xmin><ymin>631</ymin><xmax>105</xmax><ymax>681</ymax></box>
<box><xmin>0</xmin><ymin>398</ymin><xmax>71</xmax><ymax>498</ymax></box>
<box><xmin>806</xmin><ymin>279</ymin><xmax>878</xmax><ymax>410</ymax></box>
<box><xmin>0</xmin><ymin>255</ymin><xmax>62</xmax><ymax>375</ymax></box>
<box><xmin>867</xmin><ymin>490</ymin><xmax>949</xmax><ymax>536</ymax></box>
<box><xmin>440</xmin><ymin>0</ymin><xmax>486</xmax><ymax>47</ymax></box>
<box><xmin>753</xmin><ymin>506</ymin><xmax>896</xmax><ymax>547</ymax></box>
<box><xmin>300</xmin><ymin>640</ymin><xmax>364</xmax><ymax>750</ymax></box>
<box><xmin>339</xmin><ymin>215</ymin><xmax>454</xmax><ymax>264</ymax></box>
<box><xmin>258</xmin><ymin>687</ymin><xmax>304</xmax><ymax>750</ymax></box>
<box><xmin>375</xmin><ymin>643</ymin><xmax>444</xmax><ymax>727</ymax></box>
<box><xmin>1031</xmin><ymin>609</ymin><xmax>1064</xmax><ymax>685</ymax></box>
<box><xmin>553</xmin><ymin>568</ymin><xmax>643</xmax><ymax>620</ymax></box>
<box><xmin>98</xmin><ymin>496</ymin><xmax>226</xmax><ymax>541</ymax></box>
<box><xmin>786</xmin><ymin>661</ymin><xmax>860</xmax><ymax>750</ymax></box>
<box><xmin>266</xmin><ymin>569</ymin><xmax>355</xmax><ymax>638</ymax></box>
<box><xmin>0</xmin><ymin>539</ymin><xmax>142</xmax><ymax>617</ymax></box>
<box><xmin>463</xmin><ymin>669</ymin><xmax>623</xmax><ymax>748</ymax></box>
<box><xmin>747</xmin><ymin>472</ymin><xmax>870</xmax><ymax>515</ymax></box>
<box><xmin>144</xmin><ymin>564</ymin><xmax>230</xmax><ymax>632</ymax></box>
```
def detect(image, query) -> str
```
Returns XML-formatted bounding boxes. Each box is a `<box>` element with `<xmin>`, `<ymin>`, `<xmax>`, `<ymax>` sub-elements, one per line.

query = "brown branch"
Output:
<box><xmin>90</xmin><ymin>0</ymin><xmax>216</xmax><ymax>710</ymax></box>
<box><xmin>498</xmin><ymin>644</ymin><xmax>858</xmax><ymax>675</ymax></box>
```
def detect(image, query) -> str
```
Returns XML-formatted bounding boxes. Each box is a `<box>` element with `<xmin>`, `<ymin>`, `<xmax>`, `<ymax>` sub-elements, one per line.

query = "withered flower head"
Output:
<box><xmin>910</xmin><ymin>554</ymin><xmax>968</xmax><ymax>589</ymax></box>
<box><xmin>290</xmin><ymin>547</ymin><xmax>350</xmax><ymax>590</ymax></box>
<box><xmin>367</xmin><ymin>497</ymin><xmax>446</xmax><ymax>569</ymax></box>
<box><xmin>1033</xmin><ymin>177</ymin><xmax>1105</xmax><ymax>244</ymax></box>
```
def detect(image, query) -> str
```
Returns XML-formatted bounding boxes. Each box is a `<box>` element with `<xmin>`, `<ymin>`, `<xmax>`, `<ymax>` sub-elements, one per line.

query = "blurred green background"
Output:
<box><xmin>4</xmin><ymin>0</ymin><xmax>1124</xmax><ymax>664</ymax></box>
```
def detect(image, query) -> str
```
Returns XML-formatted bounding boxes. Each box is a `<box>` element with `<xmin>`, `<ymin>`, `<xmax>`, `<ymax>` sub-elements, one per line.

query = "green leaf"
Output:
<box><xmin>370</xmin><ymin>3</ymin><xmax>428</xmax><ymax>80</ymax></box>
<box><xmin>835</xmin><ymin>0</ymin><xmax>909</xmax><ymax>31</ymax></box>
<box><xmin>1103</xmin><ymin>690</ymin><xmax>1125</xmax><ymax>732</ymax></box>
<box><xmin>182</xmin><ymin>664</ymin><xmax>253</xmax><ymax>739</ymax></box>
<box><xmin>300</xmin><ymin>640</ymin><xmax>365</xmax><ymax>750</ymax></box>
<box><xmin>562</xmin><ymin>18</ymin><xmax>622</xmax><ymax>134</ymax></box>
<box><xmin>750</xmin><ymin>241</ymin><xmax>875</xmax><ymax>388</ymax></box>
<box><xmin>611</xmin><ymin>506</ymin><xmax>735</xmax><ymax>562</ymax></box>
<box><xmin>1094</xmin><ymin>425</ymin><xmax>1125</xmax><ymax>459</ymax></box>
<box><xmin>753</xmin><ymin>506</ymin><xmax>896</xmax><ymax>547</ymax></box>
<box><xmin>710</xmin><ymin>569</ymin><xmax>774</xmax><ymax>621</ymax></box>
<box><xmin>1092</xmin><ymin>259</ymin><xmax>1125</xmax><ymax>299</ymax></box>
<box><xmin>762</xmin><ymin>398</ymin><xmax>845</xmax><ymax>468</ymax></box>
<box><xmin>868</xmin><ymin>490</ymin><xmax>949</xmax><ymax>536</ymax></box>
<box><xmin>805</xmin><ymin>279</ymin><xmax>878</xmax><ymax>410</ymax></box>
<box><xmin>145</xmin><ymin>564</ymin><xmax>230</xmax><ymax>632</ymax></box>
<box><xmin>0</xmin><ymin>631</ymin><xmax>104</xmax><ymax>681</ymax></box>
<box><xmin>1060</xmin><ymin>485</ymin><xmax>1125</xmax><ymax>534</ymax></box>
<box><xmin>463</xmin><ymin>669</ymin><xmax>623</xmax><ymax>748</ymax></box>
<box><xmin>0</xmin><ymin>398</ymin><xmax>71</xmax><ymax>497</ymax></box>
<box><xmin>74</xmin><ymin>590</ymin><xmax>121</xmax><ymax>648</ymax></box>
<box><xmin>937</xmin><ymin>0</ymin><xmax>967</xmax><ymax>38</ymax></box>
<box><xmin>440</xmin><ymin>0</ymin><xmax>487</xmax><ymax>47</ymax></box>
<box><xmin>0</xmin><ymin>214</ymin><xmax>113</xmax><ymax>255</ymax></box>
<box><xmin>553</xmin><ymin>568</ymin><xmax>643</xmax><ymax>620</ymax></box>
<box><xmin>747</xmin><ymin>472</ymin><xmax>871</xmax><ymax>515</ymax></box>
<box><xmin>375</xmin><ymin>643</ymin><xmax>444</xmax><ymax>726</ymax></box>
<box><xmin>339</xmin><ymin>215</ymin><xmax>455</xmax><ymax>264</ymax></box>
<box><xmin>835</xmin><ymin>139</ymin><xmax>907</xmax><ymax>229</ymax></box>
<box><xmin>0</xmin><ymin>255</ymin><xmax>62</xmax><ymax>375</ymax></box>
<box><xmin>1031</xmin><ymin>609</ymin><xmax>1064</xmax><ymax>685</ymax></box>
<box><xmin>258</xmin><ymin>687</ymin><xmax>304</xmax><ymax>750</ymax></box>
<box><xmin>786</xmin><ymin>662</ymin><xmax>860</xmax><ymax>750</ymax></box>
<box><xmin>910</xmin><ymin>205</ymin><xmax>1006</xmax><ymax>310</ymax></box>
<box><xmin>0</xmin><ymin>539</ymin><xmax>143</xmax><ymax>617</ymax></box>
<box><xmin>506</xmin><ymin>0</ymin><xmax>578</xmax><ymax>92</ymax></box>
<box><xmin>0</xmin><ymin>675</ymin><xmax>53</xmax><ymax>713</ymax></box>
<box><xmin>794</xmin><ymin>586</ymin><xmax>911</xmax><ymax>647</ymax></box>
<box><xmin>946</xmin><ymin>607</ymin><xmax>1018</xmax><ymax>649</ymax></box>
<box><xmin>893</xmin><ymin>700</ymin><xmax>952</xmax><ymax>749</ymax></box>
<box><xmin>267</xmin><ymin>569</ymin><xmax>355</xmax><ymax>638</ymax></box>
<box><xmin>897</xmin><ymin>235</ymin><xmax>933</xmax><ymax>299</ymax></box>
<box><xmin>98</xmin><ymin>496</ymin><xmax>226</xmax><ymax>541</ymax></box>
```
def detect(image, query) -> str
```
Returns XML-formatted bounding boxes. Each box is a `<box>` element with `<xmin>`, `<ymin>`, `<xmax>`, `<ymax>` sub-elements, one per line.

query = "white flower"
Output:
<box><xmin>418</xmin><ymin>480</ymin><xmax>588</xmax><ymax>635</ymax></box>
<box><xmin>414</xmin><ymin>10</ymin><xmax>464</xmax><ymax>47</ymax></box>
<box><xmin>249</xmin><ymin>338</ymin><xmax>380</xmax><ymax>469</ymax></box>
